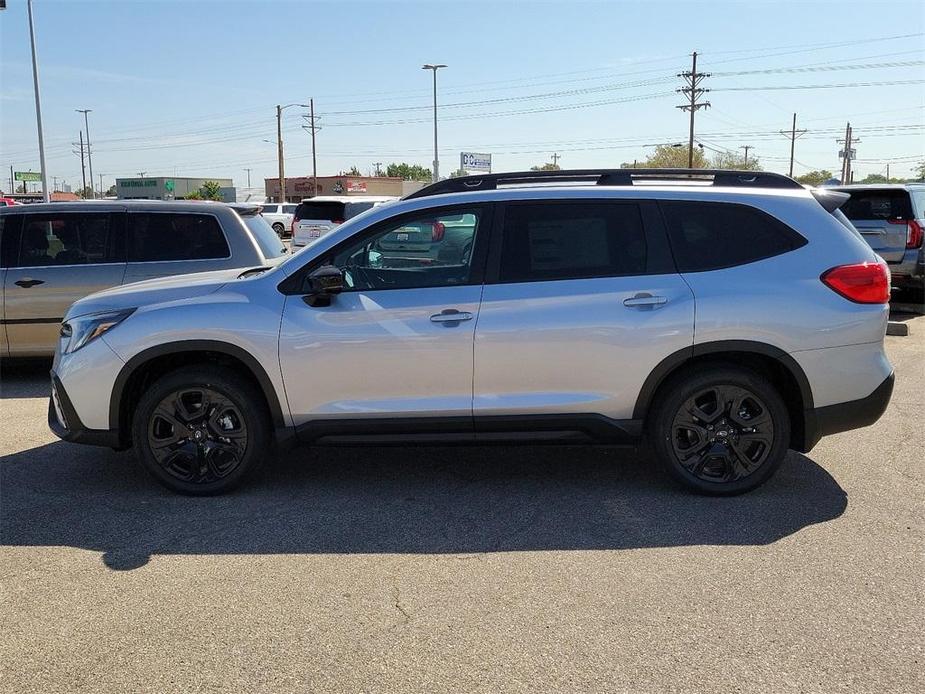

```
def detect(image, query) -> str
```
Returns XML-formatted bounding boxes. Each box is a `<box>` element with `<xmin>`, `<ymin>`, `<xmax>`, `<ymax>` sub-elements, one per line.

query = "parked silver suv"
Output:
<box><xmin>0</xmin><ymin>200</ymin><xmax>287</xmax><ymax>357</ymax></box>
<box><xmin>48</xmin><ymin>169</ymin><xmax>894</xmax><ymax>496</ymax></box>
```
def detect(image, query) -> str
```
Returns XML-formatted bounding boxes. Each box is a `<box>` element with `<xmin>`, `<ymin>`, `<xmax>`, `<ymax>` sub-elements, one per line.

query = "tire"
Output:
<box><xmin>272</xmin><ymin>222</ymin><xmax>285</xmax><ymax>236</ymax></box>
<box><xmin>648</xmin><ymin>365</ymin><xmax>791</xmax><ymax>496</ymax></box>
<box><xmin>132</xmin><ymin>365</ymin><xmax>271</xmax><ymax>495</ymax></box>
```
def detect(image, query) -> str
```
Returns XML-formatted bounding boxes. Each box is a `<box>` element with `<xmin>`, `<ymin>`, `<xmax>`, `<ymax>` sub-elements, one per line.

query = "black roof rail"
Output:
<box><xmin>403</xmin><ymin>168</ymin><xmax>803</xmax><ymax>199</ymax></box>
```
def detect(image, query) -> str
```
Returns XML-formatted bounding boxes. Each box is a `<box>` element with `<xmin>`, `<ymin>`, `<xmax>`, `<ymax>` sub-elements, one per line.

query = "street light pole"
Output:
<box><xmin>27</xmin><ymin>0</ymin><xmax>50</xmax><ymax>203</ymax></box>
<box><xmin>422</xmin><ymin>64</ymin><xmax>447</xmax><ymax>183</ymax></box>
<box><xmin>76</xmin><ymin>109</ymin><xmax>94</xmax><ymax>198</ymax></box>
<box><xmin>276</xmin><ymin>103</ymin><xmax>309</xmax><ymax>203</ymax></box>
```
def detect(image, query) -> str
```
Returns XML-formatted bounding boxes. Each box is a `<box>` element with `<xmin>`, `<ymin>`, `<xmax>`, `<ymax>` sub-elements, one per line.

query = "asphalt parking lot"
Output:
<box><xmin>1</xmin><ymin>315</ymin><xmax>922</xmax><ymax>693</ymax></box>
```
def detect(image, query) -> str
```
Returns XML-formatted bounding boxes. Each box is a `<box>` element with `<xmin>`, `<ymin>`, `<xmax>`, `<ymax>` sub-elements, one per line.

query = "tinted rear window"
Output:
<box><xmin>499</xmin><ymin>201</ymin><xmax>647</xmax><ymax>282</ymax></box>
<box><xmin>841</xmin><ymin>190</ymin><xmax>914</xmax><ymax>221</ymax></box>
<box><xmin>295</xmin><ymin>202</ymin><xmax>346</xmax><ymax>221</ymax></box>
<box><xmin>128</xmin><ymin>213</ymin><xmax>230</xmax><ymax>262</ymax></box>
<box><xmin>661</xmin><ymin>201</ymin><xmax>807</xmax><ymax>273</ymax></box>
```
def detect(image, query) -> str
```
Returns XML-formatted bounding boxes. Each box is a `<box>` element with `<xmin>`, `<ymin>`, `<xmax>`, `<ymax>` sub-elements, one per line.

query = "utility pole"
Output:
<box><xmin>780</xmin><ymin>113</ymin><xmax>807</xmax><ymax>178</ymax></box>
<box><xmin>422</xmin><ymin>64</ymin><xmax>447</xmax><ymax>182</ymax></box>
<box><xmin>27</xmin><ymin>0</ymin><xmax>49</xmax><ymax>202</ymax></box>
<box><xmin>301</xmin><ymin>99</ymin><xmax>321</xmax><ymax>196</ymax></box>
<box><xmin>244</xmin><ymin>168</ymin><xmax>252</xmax><ymax>187</ymax></box>
<box><xmin>52</xmin><ymin>175</ymin><xmax>57</xmax><ymax>191</ymax></box>
<box><xmin>886</xmin><ymin>163</ymin><xmax>890</xmax><ymax>181</ymax></box>
<box><xmin>9</xmin><ymin>166</ymin><xmax>13</xmax><ymax>195</ymax></box>
<box><xmin>276</xmin><ymin>105</ymin><xmax>285</xmax><ymax>203</ymax></box>
<box><xmin>739</xmin><ymin>145</ymin><xmax>752</xmax><ymax>168</ymax></box>
<box><xmin>677</xmin><ymin>51</ymin><xmax>710</xmax><ymax>169</ymax></box>
<box><xmin>76</xmin><ymin>109</ymin><xmax>94</xmax><ymax>198</ymax></box>
<box><xmin>98</xmin><ymin>172</ymin><xmax>104</xmax><ymax>195</ymax></box>
<box><xmin>551</xmin><ymin>152</ymin><xmax>562</xmax><ymax>167</ymax></box>
<box><xmin>77</xmin><ymin>130</ymin><xmax>87</xmax><ymax>196</ymax></box>
<box><xmin>838</xmin><ymin>122</ymin><xmax>859</xmax><ymax>184</ymax></box>
<box><xmin>373</xmin><ymin>162</ymin><xmax>382</xmax><ymax>176</ymax></box>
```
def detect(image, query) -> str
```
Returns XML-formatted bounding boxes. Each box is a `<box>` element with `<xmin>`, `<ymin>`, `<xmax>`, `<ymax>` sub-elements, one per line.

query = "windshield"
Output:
<box><xmin>238</xmin><ymin>212</ymin><xmax>288</xmax><ymax>258</ymax></box>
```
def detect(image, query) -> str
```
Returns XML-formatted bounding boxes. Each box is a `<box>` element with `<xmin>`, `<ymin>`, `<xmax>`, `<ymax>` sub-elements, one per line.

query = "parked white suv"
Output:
<box><xmin>49</xmin><ymin>169</ymin><xmax>894</xmax><ymax>496</ymax></box>
<box><xmin>259</xmin><ymin>203</ymin><xmax>298</xmax><ymax>238</ymax></box>
<box><xmin>291</xmin><ymin>195</ymin><xmax>397</xmax><ymax>249</ymax></box>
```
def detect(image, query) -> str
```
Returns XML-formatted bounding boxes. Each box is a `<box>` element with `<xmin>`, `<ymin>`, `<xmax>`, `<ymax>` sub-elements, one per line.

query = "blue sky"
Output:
<box><xmin>1</xmin><ymin>0</ymin><xmax>923</xmax><ymax>193</ymax></box>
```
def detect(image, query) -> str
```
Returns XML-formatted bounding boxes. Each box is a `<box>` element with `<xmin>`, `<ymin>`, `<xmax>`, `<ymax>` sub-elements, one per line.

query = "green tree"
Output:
<box><xmin>385</xmin><ymin>162</ymin><xmax>432</xmax><ymax>181</ymax></box>
<box><xmin>622</xmin><ymin>144</ymin><xmax>709</xmax><ymax>169</ymax></box>
<box><xmin>711</xmin><ymin>151</ymin><xmax>761</xmax><ymax>171</ymax></box>
<box><xmin>448</xmin><ymin>168</ymin><xmax>468</xmax><ymax>178</ymax></box>
<box><xmin>913</xmin><ymin>160</ymin><xmax>925</xmax><ymax>181</ymax></box>
<box><xmin>200</xmin><ymin>180</ymin><xmax>224</xmax><ymax>201</ymax></box>
<box><xmin>859</xmin><ymin>173</ymin><xmax>888</xmax><ymax>184</ymax></box>
<box><xmin>183</xmin><ymin>190</ymin><xmax>203</xmax><ymax>200</ymax></box>
<box><xmin>105</xmin><ymin>185</ymin><xmax>116</xmax><ymax>197</ymax></box>
<box><xmin>345</xmin><ymin>166</ymin><xmax>361</xmax><ymax>176</ymax></box>
<box><xmin>530</xmin><ymin>162</ymin><xmax>561</xmax><ymax>171</ymax></box>
<box><xmin>794</xmin><ymin>170</ymin><xmax>834</xmax><ymax>186</ymax></box>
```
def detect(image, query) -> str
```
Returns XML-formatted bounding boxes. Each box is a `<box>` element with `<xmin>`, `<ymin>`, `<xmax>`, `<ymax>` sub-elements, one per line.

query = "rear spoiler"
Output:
<box><xmin>811</xmin><ymin>189</ymin><xmax>850</xmax><ymax>214</ymax></box>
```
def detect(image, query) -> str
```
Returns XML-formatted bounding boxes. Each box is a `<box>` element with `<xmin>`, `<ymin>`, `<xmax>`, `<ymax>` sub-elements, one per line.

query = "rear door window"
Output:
<box><xmin>128</xmin><ymin>213</ymin><xmax>230</xmax><ymax>262</ymax></box>
<box><xmin>841</xmin><ymin>190</ymin><xmax>914</xmax><ymax>221</ymax></box>
<box><xmin>282</xmin><ymin>205</ymin><xmax>297</xmax><ymax>215</ymax></box>
<box><xmin>661</xmin><ymin>201</ymin><xmax>807</xmax><ymax>273</ymax></box>
<box><xmin>16</xmin><ymin>212</ymin><xmax>119</xmax><ymax>267</ymax></box>
<box><xmin>498</xmin><ymin>201</ymin><xmax>647</xmax><ymax>283</ymax></box>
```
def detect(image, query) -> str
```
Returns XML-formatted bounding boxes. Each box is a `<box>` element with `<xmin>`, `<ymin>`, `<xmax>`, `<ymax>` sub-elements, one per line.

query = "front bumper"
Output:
<box><xmin>48</xmin><ymin>373</ymin><xmax>121</xmax><ymax>448</ymax></box>
<box><xmin>801</xmin><ymin>372</ymin><xmax>894</xmax><ymax>452</ymax></box>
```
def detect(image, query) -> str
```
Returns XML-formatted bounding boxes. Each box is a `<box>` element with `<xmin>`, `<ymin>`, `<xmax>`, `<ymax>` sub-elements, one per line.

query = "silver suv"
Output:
<box><xmin>0</xmin><ymin>200</ymin><xmax>288</xmax><ymax>357</ymax></box>
<box><xmin>48</xmin><ymin>169</ymin><xmax>894</xmax><ymax>496</ymax></box>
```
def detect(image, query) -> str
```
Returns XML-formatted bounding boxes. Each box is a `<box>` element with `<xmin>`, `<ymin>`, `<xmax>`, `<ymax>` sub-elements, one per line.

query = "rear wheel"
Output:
<box><xmin>649</xmin><ymin>366</ymin><xmax>790</xmax><ymax>495</ymax></box>
<box><xmin>272</xmin><ymin>222</ymin><xmax>285</xmax><ymax>236</ymax></box>
<box><xmin>132</xmin><ymin>366</ymin><xmax>270</xmax><ymax>495</ymax></box>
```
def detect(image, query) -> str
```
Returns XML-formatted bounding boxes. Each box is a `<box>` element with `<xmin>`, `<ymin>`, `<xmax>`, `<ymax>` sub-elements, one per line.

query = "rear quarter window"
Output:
<box><xmin>661</xmin><ymin>201</ymin><xmax>807</xmax><ymax>273</ymax></box>
<box><xmin>128</xmin><ymin>213</ymin><xmax>230</xmax><ymax>262</ymax></box>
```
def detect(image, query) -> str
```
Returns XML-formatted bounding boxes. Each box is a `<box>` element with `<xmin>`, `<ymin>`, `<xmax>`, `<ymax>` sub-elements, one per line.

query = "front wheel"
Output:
<box><xmin>649</xmin><ymin>366</ymin><xmax>791</xmax><ymax>495</ymax></box>
<box><xmin>132</xmin><ymin>366</ymin><xmax>271</xmax><ymax>495</ymax></box>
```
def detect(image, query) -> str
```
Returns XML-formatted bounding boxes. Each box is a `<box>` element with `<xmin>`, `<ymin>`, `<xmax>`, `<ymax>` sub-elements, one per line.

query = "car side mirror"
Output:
<box><xmin>302</xmin><ymin>264</ymin><xmax>345</xmax><ymax>307</ymax></box>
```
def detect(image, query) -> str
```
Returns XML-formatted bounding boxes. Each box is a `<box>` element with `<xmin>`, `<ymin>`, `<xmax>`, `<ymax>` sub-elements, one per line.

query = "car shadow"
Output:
<box><xmin>0</xmin><ymin>440</ymin><xmax>847</xmax><ymax>571</ymax></box>
<box><xmin>0</xmin><ymin>358</ymin><xmax>51</xmax><ymax>399</ymax></box>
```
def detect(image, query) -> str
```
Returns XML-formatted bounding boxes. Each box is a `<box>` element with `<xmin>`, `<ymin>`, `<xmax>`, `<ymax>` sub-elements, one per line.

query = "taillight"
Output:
<box><xmin>431</xmin><ymin>221</ymin><xmax>446</xmax><ymax>242</ymax></box>
<box><xmin>906</xmin><ymin>219</ymin><xmax>923</xmax><ymax>249</ymax></box>
<box><xmin>291</xmin><ymin>216</ymin><xmax>299</xmax><ymax>234</ymax></box>
<box><xmin>821</xmin><ymin>261</ymin><xmax>890</xmax><ymax>304</ymax></box>
<box><xmin>332</xmin><ymin>219</ymin><xmax>344</xmax><ymax>225</ymax></box>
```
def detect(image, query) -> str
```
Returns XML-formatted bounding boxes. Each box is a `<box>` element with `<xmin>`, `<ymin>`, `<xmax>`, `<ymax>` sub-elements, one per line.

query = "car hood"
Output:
<box><xmin>64</xmin><ymin>267</ymin><xmax>249</xmax><ymax>320</ymax></box>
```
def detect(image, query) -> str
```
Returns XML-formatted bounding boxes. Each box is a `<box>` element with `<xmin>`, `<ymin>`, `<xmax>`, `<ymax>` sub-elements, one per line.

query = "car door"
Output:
<box><xmin>838</xmin><ymin>188</ymin><xmax>912</xmax><ymax>263</ymax></box>
<box><xmin>3</xmin><ymin>210</ymin><xmax>126</xmax><ymax>357</ymax></box>
<box><xmin>123</xmin><ymin>211</ymin><xmax>234</xmax><ymax>283</ymax></box>
<box><xmin>473</xmin><ymin>199</ymin><xmax>694</xmax><ymax>432</ymax></box>
<box><xmin>279</xmin><ymin>204</ymin><xmax>491</xmax><ymax>437</ymax></box>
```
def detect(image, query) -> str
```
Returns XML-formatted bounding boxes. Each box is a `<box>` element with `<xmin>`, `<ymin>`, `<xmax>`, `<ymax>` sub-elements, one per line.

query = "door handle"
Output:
<box><xmin>14</xmin><ymin>279</ymin><xmax>45</xmax><ymax>288</ymax></box>
<box><xmin>623</xmin><ymin>293</ymin><xmax>667</xmax><ymax>308</ymax></box>
<box><xmin>430</xmin><ymin>309</ymin><xmax>473</xmax><ymax>323</ymax></box>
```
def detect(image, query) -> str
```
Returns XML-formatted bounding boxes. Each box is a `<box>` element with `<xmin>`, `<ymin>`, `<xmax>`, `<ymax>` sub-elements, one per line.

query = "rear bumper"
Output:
<box><xmin>801</xmin><ymin>372</ymin><xmax>894</xmax><ymax>452</ymax></box>
<box><xmin>48</xmin><ymin>373</ymin><xmax>121</xmax><ymax>448</ymax></box>
<box><xmin>888</xmin><ymin>249</ymin><xmax>924</xmax><ymax>284</ymax></box>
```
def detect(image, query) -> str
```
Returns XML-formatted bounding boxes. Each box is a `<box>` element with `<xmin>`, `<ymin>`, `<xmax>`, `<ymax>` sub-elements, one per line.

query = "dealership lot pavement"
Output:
<box><xmin>1</xmin><ymin>316</ymin><xmax>922</xmax><ymax>693</ymax></box>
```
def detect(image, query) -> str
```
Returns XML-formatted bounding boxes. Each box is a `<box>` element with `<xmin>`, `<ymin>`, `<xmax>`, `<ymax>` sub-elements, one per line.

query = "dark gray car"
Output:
<box><xmin>0</xmin><ymin>200</ymin><xmax>287</xmax><ymax>357</ymax></box>
<box><xmin>829</xmin><ymin>184</ymin><xmax>924</xmax><ymax>294</ymax></box>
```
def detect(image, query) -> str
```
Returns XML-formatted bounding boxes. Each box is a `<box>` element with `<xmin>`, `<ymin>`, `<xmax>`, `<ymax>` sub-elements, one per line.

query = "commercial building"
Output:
<box><xmin>116</xmin><ymin>177</ymin><xmax>235</xmax><ymax>202</ymax></box>
<box><xmin>265</xmin><ymin>175</ymin><xmax>420</xmax><ymax>202</ymax></box>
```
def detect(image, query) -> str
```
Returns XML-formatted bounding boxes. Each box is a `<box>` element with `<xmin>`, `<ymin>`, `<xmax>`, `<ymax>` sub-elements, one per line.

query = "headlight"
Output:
<box><xmin>60</xmin><ymin>309</ymin><xmax>135</xmax><ymax>354</ymax></box>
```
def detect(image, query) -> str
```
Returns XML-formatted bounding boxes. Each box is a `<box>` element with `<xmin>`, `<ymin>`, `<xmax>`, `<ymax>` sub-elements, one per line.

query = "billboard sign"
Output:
<box><xmin>14</xmin><ymin>171</ymin><xmax>42</xmax><ymax>182</ymax></box>
<box><xmin>461</xmin><ymin>152</ymin><xmax>491</xmax><ymax>172</ymax></box>
<box><xmin>346</xmin><ymin>180</ymin><xmax>368</xmax><ymax>193</ymax></box>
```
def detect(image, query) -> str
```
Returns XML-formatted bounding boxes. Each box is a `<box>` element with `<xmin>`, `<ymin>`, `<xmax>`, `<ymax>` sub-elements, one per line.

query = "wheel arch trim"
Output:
<box><xmin>633</xmin><ymin>340</ymin><xmax>814</xmax><ymax>420</ymax></box>
<box><xmin>108</xmin><ymin>340</ymin><xmax>287</xmax><ymax>434</ymax></box>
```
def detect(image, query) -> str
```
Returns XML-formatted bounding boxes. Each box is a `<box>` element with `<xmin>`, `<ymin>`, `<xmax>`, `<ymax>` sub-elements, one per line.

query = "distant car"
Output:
<box><xmin>259</xmin><ymin>203</ymin><xmax>297</xmax><ymax>238</ymax></box>
<box><xmin>828</xmin><ymin>184</ymin><xmax>924</xmax><ymax>294</ymax></box>
<box><xmin>0</xmin><ymin>197</ymin><xmax>20</xmax><ymax>207</ymax></box>
<box><xmin>0</xmin><ymin>200</ymin><xmax>288</xmax><ymax>357</ymax></box>
<box><xmin>291</xmin><ymin>195</ymin><xmax>398</xmax><ymax>249</ymax></box>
